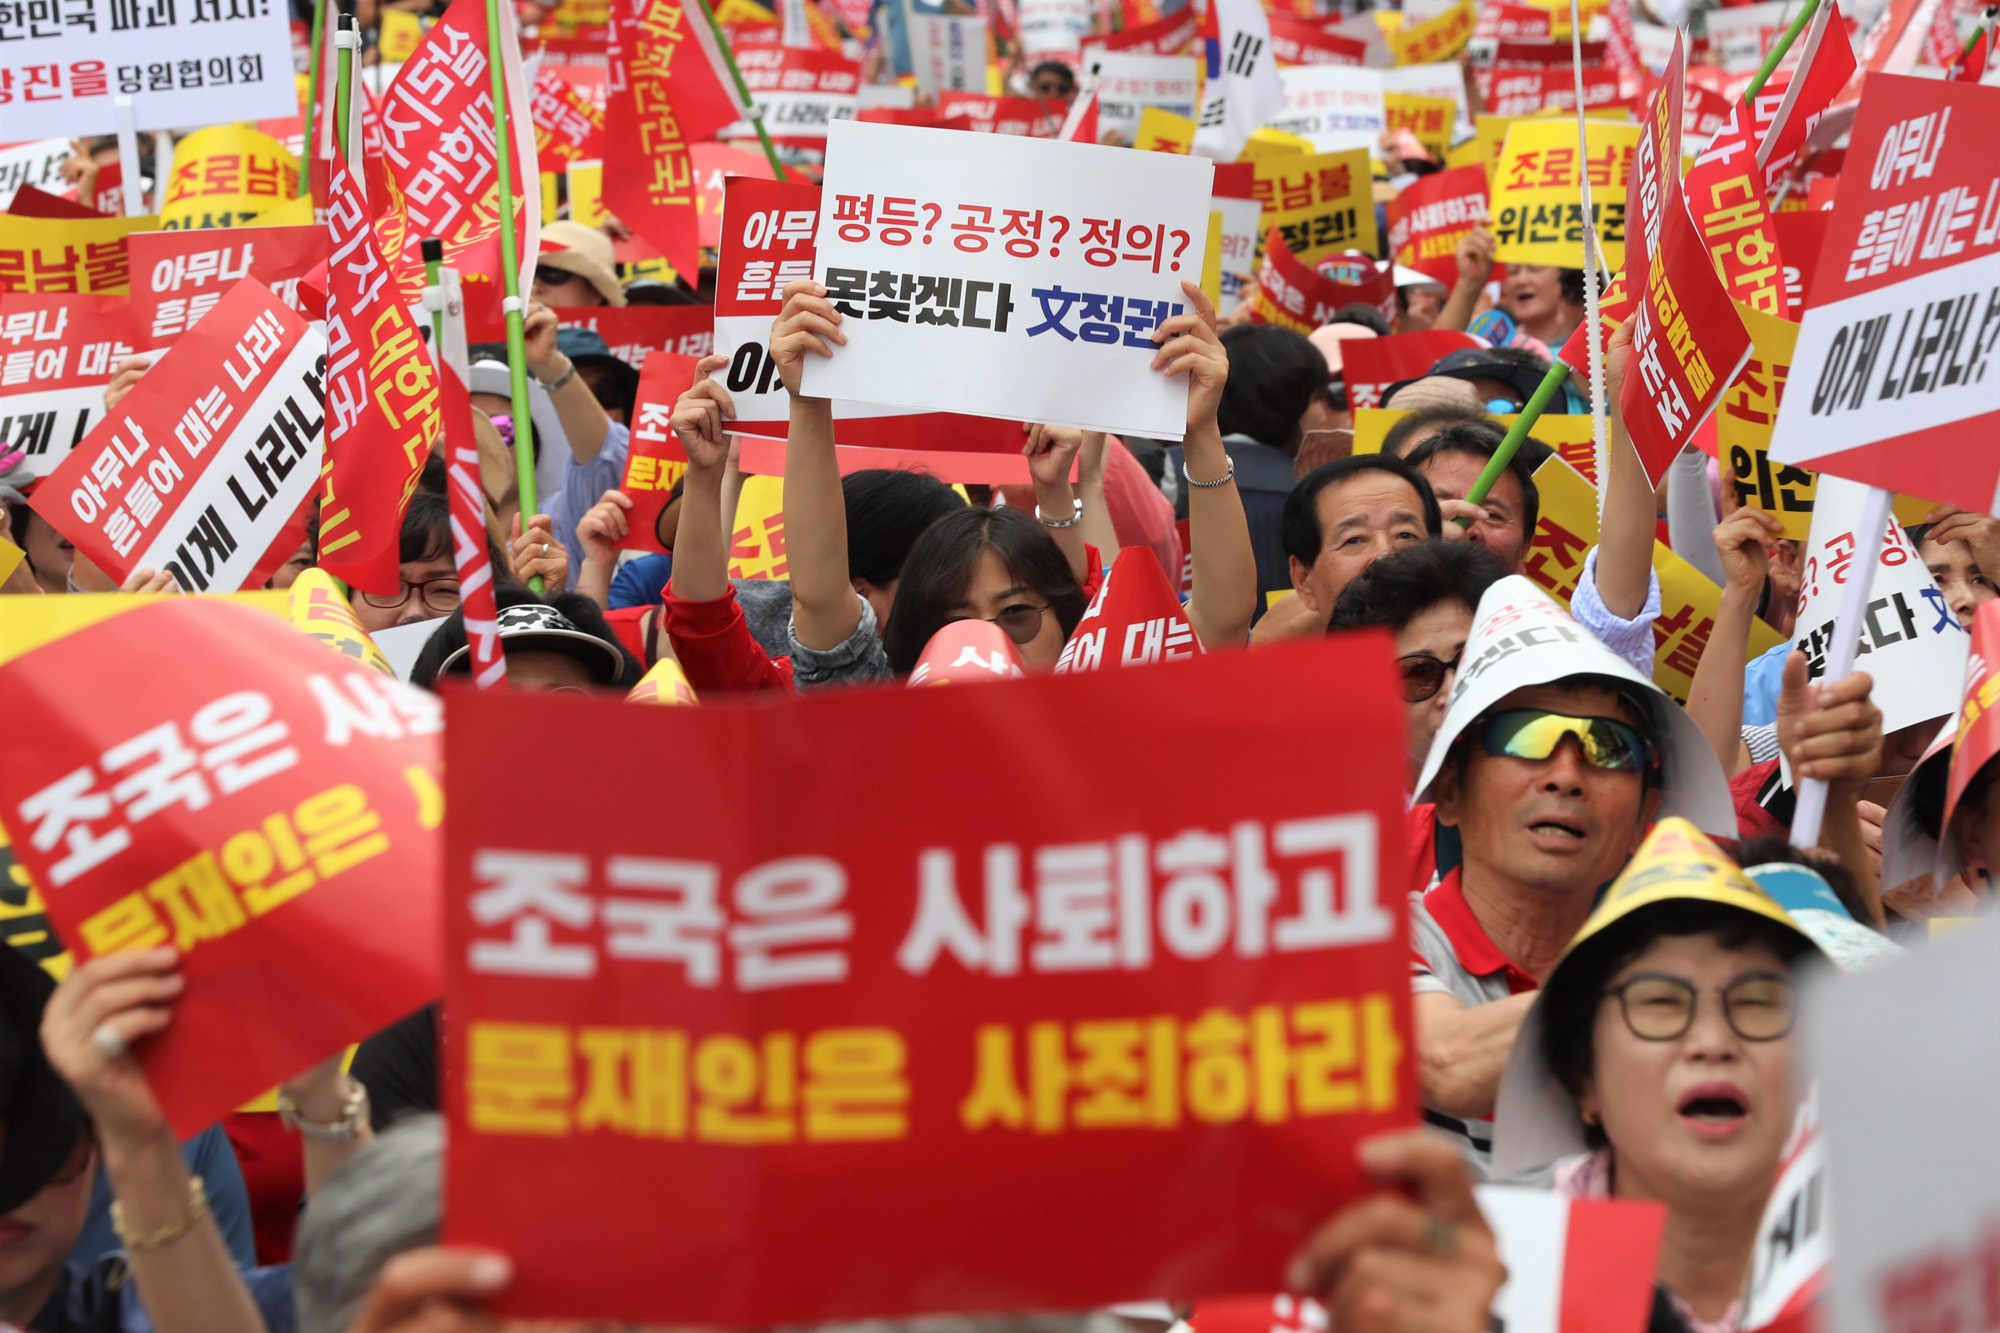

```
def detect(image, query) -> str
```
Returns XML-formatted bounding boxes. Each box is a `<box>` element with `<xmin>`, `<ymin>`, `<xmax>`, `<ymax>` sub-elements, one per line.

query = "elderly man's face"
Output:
<box><xmin>1290</xmin><ymin>472</ymin><xmax>1430</xmax><ymax>625</ymax></box>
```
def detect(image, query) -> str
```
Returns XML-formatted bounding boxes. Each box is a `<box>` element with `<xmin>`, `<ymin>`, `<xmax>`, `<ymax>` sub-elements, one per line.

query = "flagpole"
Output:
<box><xmin>334</xmin><ymin>14</ymin><xmax>359</xmax><ymax>153</ymax></box>
<box><xmin>300</xmin><ymin>0</ymin><xmax>327</xmax><ymax>198</ymax></box>
<box><xmin>483</xmin><ymin>0</ymin><xmax>544</xmax><ymax>594</ymax></box>
<box><xmin>690</xmin><ymin>0</ymin><xmax>791</xmax><ymax>181</ymax></box>
<box><xmin>1743</xmin><ymin>0</ymin><xmax>1820</xmax><ymax>103</ymax></box>
<box><xmin>421</xmin><ymin>235</ymin><xmax>446</xmax><ymax>356</ymax></box>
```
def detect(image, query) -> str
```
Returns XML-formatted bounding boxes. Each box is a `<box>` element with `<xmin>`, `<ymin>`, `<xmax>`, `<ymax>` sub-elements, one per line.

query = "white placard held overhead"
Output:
<box><xmin>0</xmin><ymin>139</ymin><xmax>75</xmax><ymax>209</ymax></box>
<box><xmin>1087</xmin><ymin>52</ymin><xmax>1199</xmax><ymax>142</ymax></box>
<box><xmin>908</xmin><ymin>6</ymin><xmax>986</xmax><ymax>95</ymax></box>
<box><xmin>1273</xmin><ymin>65</ymin><xmax>1386</xmax><ymax>154</ymax></box>
<box><xmin>0</xmin><ymin>0</ymin><xmax>296</xmax><ymax>137</ymax></box>
<box><xmin>807</xmin><ymin>120</ymin><xmax>1215</xmax><ymax>439</ymax></box>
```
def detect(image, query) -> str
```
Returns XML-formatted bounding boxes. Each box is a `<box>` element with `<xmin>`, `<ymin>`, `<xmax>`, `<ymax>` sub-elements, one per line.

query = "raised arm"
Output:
<box><xmin>522</xmin><ymin>302</ymin><xmax>611</xmax><ymax>464</ymax></box>
<box><xmin>1776</xmin><ymin>655</ymin><xmax>1887</xmax><ymax>924</ymax></box>
<box><xmin>1595</xmin><ymin>315</ymin><xmax>1658</xmax><ymax>620</ymax></box>
<box><xmin>1076</xmin><ymin>432</ymin><xmax>1122</xmax><ymax>570</ymax></box>
<box><xmin>1685</xmin><ymin>506</ymin><xmax>1782</xmax><ymax>776</ymax></box>
<box><xmin>1432</xmin><ymin>226</ymin><xmax>1496</xmax><ymax>334</ymax></box>
<box><xmin>770</xmin><ymin>280</ymin><xmax>861</xmax><ymax>653</ymax></box>
<box><xmin>1160</xmin><ymin>281</ymin><xmax>1255</xmax><ymax>649</ymax></box>
<box><xmin>666</xmin><ymin>354</ymin><xmax>737</xmax><ymax>606</ymax></box>
<box><xmin>1022</xmin><ymin>425</ymin><xmax>1088</xmax><ymax>584</ymax></box>
<box><xmin>41</xmin><ymin>950</ymin><xmax>268</xmax><ymax>1333</ymax></box>
<box><xmin>574</xmin><ymin>489</ymin><xmax>635</xmax><ymax>610</ymax></box>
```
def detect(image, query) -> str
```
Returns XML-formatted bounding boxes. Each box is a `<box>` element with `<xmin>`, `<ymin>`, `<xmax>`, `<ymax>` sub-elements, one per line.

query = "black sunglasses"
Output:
<box><xmin>1397</xmin><ymin>651</ymin><xmax>1459</xmax><ymax>703</ymax></box>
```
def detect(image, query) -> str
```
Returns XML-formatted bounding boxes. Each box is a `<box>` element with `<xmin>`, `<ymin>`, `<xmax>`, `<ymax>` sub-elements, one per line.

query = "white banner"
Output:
<box><xmin>1808</xmin><ymin>919</ymin><xmax>2000</xmax><ymax>1333</ymax></box>
<box><xmin>1215</xmin><ymin>193</ymin><xmax>1262</xmax><ymax>315</ymax></box>
<box><xmin>0</xmin><ymin>0</ymin><xmax>294</xmax><ymax>138</ymax></box>
<box><xmin>0</xmin><ymin>295</ymin><xmax>143</xmax><ymax>480</ymax></box>
<box><xmin>1087</xmin><ymin>52</ymin><xmax>1199</xmax><ymax>143</ymax></box>
<box><xmin>1273</xmin><ymin>65</ymin><xmax>1386</xmax><ymax>154</ymax></box>
<box><xmin>1789</xmin><ymin>475</ymin><xmax>1968</xmax><ymax>738</ymax></box>
<box><xmin>0</xmin><ymin>138</ymin><xmax>74</xmax><ymax>210</ymax></box>
<box><xmin>807</xmin><ymin>120</ymin><xmax>1214</xmax><ymax>438</ymax></box>
<box><xmin>909</xmin><ymin>7</ymin><xmax>987</xmax><ymax>95</ymax></box>
<box><xmin>1018</xmin><ymin>0</ymin><xmax>1090</xmax><ymax>57</ymax></box>
<box><xmin>1742</xmin><ymin>1101</ymin><xmax>1831</xmax><ymax>1330</ymax></box>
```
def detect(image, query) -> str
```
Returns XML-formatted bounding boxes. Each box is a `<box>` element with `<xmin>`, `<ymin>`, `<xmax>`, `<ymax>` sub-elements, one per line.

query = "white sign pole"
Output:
<box><xmin>151</xmin><ymin>130</ymin><xmax>175</xmax><ymax>216</ymax></box>
<box><xmin>1789</xmin><ymin>483</ymin><xmax>1895</xmax><ymax>848</ymax></box>
<box><xmin>113</xmin><ymin>97</ymin><xmax>144</xmax><ymax>218</ymax></box>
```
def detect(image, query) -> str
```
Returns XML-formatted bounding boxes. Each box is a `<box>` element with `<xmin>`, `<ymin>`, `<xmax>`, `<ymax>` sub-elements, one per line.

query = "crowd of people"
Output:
<box><xmin>0</xmin><ymin>0</ymin><xmax>1993</xmax><ymax>1328</ymax></box>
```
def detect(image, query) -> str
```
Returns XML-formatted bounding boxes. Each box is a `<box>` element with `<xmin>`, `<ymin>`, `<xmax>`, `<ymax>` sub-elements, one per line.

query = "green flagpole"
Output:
<box><xmin>299</xmin><ymin>0</ymin><xmax>327</xmax><ymax>197</ymax></box>
<box><xmin>1742</xmin><ymin>0</ymin><xmax>1821</xmax><ymax>105</ymax></box>
<box><xmin>484</xmin><ymin>0</ymin><xmax>543</xmax><ymax>593</ymax></box>
<box><xmin>690</xmin><ymin>0</ymin><xmax>789</xmax><ymax>181</ymax></box>
<box><xmin>333</xmin><ymin>14</ymin><xmax>357</xmax><ymax>154</ymax></box>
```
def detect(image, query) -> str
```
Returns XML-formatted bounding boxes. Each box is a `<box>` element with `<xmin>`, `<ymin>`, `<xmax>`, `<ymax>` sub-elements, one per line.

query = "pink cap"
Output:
<box><xmin>1308</xmin><ymin>322</ymin><xmax>1379</xmax><ymax>377</ymax></box>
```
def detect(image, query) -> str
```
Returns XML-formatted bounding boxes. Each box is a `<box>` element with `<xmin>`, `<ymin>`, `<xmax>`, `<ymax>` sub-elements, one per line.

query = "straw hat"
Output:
<box><xmin>536</xmin><ymin>221</ymin><xmax>628</xmax><ymax>307</ymax></box>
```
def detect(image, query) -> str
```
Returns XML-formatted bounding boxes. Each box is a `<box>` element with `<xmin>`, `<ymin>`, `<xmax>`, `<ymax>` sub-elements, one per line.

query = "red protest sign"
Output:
<box><xmin>1340</xmin><ymin>328</ymin><xmax>1485</xmax><ymax>411</ymax></box>
<box><xmin>1683</xmin><ymin>102</ymin><xmax>1788</xmax><ymax>318</ymax></box>
<box><xmin>1773</xmin><ymin>209</ymin><xmax>1827</xmax><ymax>312</ymax></box>
<box><xmin>1480</xmin><ymin>67</ymin><xmax>1623</xmax><ymax>116</ymax></box>
<box><xmin>730</xmin><ymin>46</ymin><xmax>863</xmax><ymax>145</ymax></box>
<box><xmin>693</xmin><ymin>142</ymin><xmax>775</xmax><ymax>250</ymax></box>
<box><xmin>1767</xmin><ymin>76</ymin><xmax>2000</xmax><ymax>515</ymax></box>
<box><xmin>615</xmin><ymin>352</ymin><xmax>696</xmax><ymax>553</ymax></box>
<box><xmin>1081</xmin><ymin>6</ymin><xmax>1197</xmax><ymax>55</ymax></box>
<box><xmin>0</xmin><ymin>292</ymin><xmax>142</xmax><ymax>481</ymax></box>
<box><xmin>442</xmin><ymin>633</ymin><xmax>1415</xmax><ymax>1326</ymax></box>
<box><xmin>938</xmin><ymin>92</ymin><xmax>1072</xmax><ymax>137</ymax></box>
<box><xmin>467</xmin><ymin>304</ymin><xmax>714</xmax><ymax>365</ymax></box>
<box><xmin>0</xmin><ymin>599</ymin><xmax>442</xmax><ymax>1138</ymax></box>
<box><xmin>532</xmin><ymin>65</ymin><xmax>605</xmax><ymax>172</ymax></box>
<box><xmin>1387</xmin><ymin>164</ymin><xmax>1488</xmax><ymax>290</ymax></box>
<box><xmin>1251</xmin><ymin>232</ymin><xmax>1390</xmax><ymax>335</ymax></box>
<box><xmin>1265</xmin><ymin>14</ymin><xmax>1367</xmax><ymax>65</ymax></box>
<box><xmin>127</xmin><ymin>225</ymin><xmax>326</xmax><ymax>344</ymax></box>
<box><xmin>1757</xmin><ymin>1</ymin><xmax>1855</xmax><ymax>192</ymax></box>
<box><xmin>1942</xmin><ymin>599</ymin><xmax>2000</xmax><ymax>857</ymax></box>
<box><xmin>711</xmin><ymin>175</ymin><xmax>1021</xmax><ymax>454</ymax></box>
<box><xmin>31</xmin><ymin>280</ymin><xmax>326</xmax><ymax>592</ymax></box>
<box><xmin>1055</xmin><ymin>544</ymin><xmax>1200</xmax><ymax>671</ymax></box>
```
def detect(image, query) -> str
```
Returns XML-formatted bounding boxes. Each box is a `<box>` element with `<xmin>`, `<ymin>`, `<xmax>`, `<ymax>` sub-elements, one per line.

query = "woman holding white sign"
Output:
<box><xmin>767</xmin><ymin>276</ymin><xmax>1257</xmax><ymax>673</ymax></box>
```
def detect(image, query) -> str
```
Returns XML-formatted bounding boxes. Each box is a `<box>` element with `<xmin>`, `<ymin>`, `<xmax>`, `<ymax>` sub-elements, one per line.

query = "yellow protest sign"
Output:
<box><xmin>0</xmin><ymin>214</ymin><xmax>158</xmax><ymax>294</ymax></box>
<box><xmin>1719</xmin><ymin>302</ymin><xmax>1938</xmax><ymax>542</ymax></box>
<box><xmin>0</xmin><ymin>536</ymin><xmax>22</xmax><ymax>588</ymax></box>
<box><xmin>0</xmin><ymin>823</ymin><xmax>71</xmax><ymax>981</ymax></box>
<box><xmin>627</xmin><ymin>657</ymin><xmax>698</xmax><ymax>705</ymax></box>
<box><xmin>287</xmin><ymin>569</ymin><xmax>394</xmax><ymax>675</ymax></box>
<box><xmin>1239</xmin><ymin>127</ymin><xmax>1314</xmax><ymax>160</ymax></box>
<box><xmin>545</xmin><ymin>0</ymin><xmax>611</xmax><ymax>35</ymax></box>
<box><xmin>252</xmin><ymin>193</ymin><xmax>314</xmax><ymax>227</ymax></box>
<box><xmin>160</xmin><ymin>124</ymin><xmax>302</xmax><ymax>230</ymax></box>
<box><xmin>541</xmin><ymin>172</ymin><xmax>561</xmax><ymax>226</ymax></box>
<box><xmin>1467</xmin><ymin>110</ymin><xmax>1626</xmax><ymax>192</ymax></box>
<box><xmin>728</xmin><ymin>475</ymin><xmax>788</xmax><ymax>582</ymax></box>
<box><xmin>1389</xmin><ymin>0</ymin><xmax>1475</xmax><ymax>64</ymax></box>
<box><xmin>0</xmin><ymin>590</ymin><xmax>288</xmax><ymax>665</ymax></box>
<box><xmin>1525</xmin><ymin>456</ymin><xmax>1781</xmax><ymax>704</ymax></box>
<box><xmin>1134</xmin><ymin>105</ymin><xmax>1194</xmax><ymax>154</ymax></box>
<box><xmin>1352</xmin><ymin>408</ymin><xmax>1603</xmax><ymax>485</ymax></box>
<box><xmin>1489</xmin><ymin>117</ymin><xmax>1639</xmax><ymax>271</ymax></box>
<box><xmin>567</xmin><ymin>160</ymin><xmax>606</xmax><ymax>228</ymax></box>
<box><xmin>1254</xmin><ymin>148</ymin><xmax>1378</xmax><ymax>264</ymax></box>
<box><xmin>380</xmin><ymin>8</ymin><xmax>424</xmax><ymax>61</ymax></box>
<box><xmin>1201</xmin><ymin>210</ymin><xmax>1224</xmax><ymax>308</ymax></box>
<box><xmin>1384</xmin><ymin>92</ymin><xmax>1458</xmax><ymax>162</ymax></box>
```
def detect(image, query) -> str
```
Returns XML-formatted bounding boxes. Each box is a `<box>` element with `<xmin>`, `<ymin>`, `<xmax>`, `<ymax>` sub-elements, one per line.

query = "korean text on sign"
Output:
<box><xmin>443</xmin><ymin>633</ymin><xmax>1416</xmax><ymax>1327</ymax></box>
<box><xmin>0</xmin><ymin>292</ymin><xmax>140</xmax><ymax>481</ymax></box>
<box><xmin>1489</xmin><ymin>117</ymin><xmax>1638</xmax><ymax>270</ymax></box>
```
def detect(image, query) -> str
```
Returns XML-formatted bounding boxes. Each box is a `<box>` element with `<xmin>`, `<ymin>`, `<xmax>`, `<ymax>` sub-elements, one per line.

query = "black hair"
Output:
<box><xmin>1537</xmin><ymin>899</ymin><xmax>1813</xmax><ymax>1149</ymax></box>
<box><xmin>1279</xmin><ymin>453</ymin><xmax>1442</xmax><ymax>568</ymax></box>
<box><xmin>1029</xmin><ymin>59</ymin><xmax>1076</xmax><ymax>92</ymax></box>
<box><xmin>1218</xmin><ymin>324</ymin><xmax>1329</xmax><ymax>455</ymax></box>
<box><xmin>1327</xmin><ymin>539</ymin><xmax>1506</xmax><ymax>634</ymax></box>
<box><xmin>1405</xmin><ymin>421</ymin><xmax>1543</xmax><ymax>541</ymax></box>
<box><xmin>418</xmin><ymin>450</ymin><xmax>447</xmax><ymax>496</ymax></box>
<box><xmin>1733</xmin><ymin>835</ymin><xmax>1882</xmax><ymax>935</ymax></box>
<box><xmin>1487</xmin><ymin>344</ymin><xmax>1553</xmax><ymax>376</ymax></box>
<box><xmin>408</xmin><ymin>582</ymin><xmax>644</xmax><ymax>691</ymax></box>
<box><xmin>1559</xmin><ymin>268</ymin><xmax>1587</xmax><ymax>306</ymax></box>
<box><xmin>400</xmin><ymin>489</ymin><xmax>453</xmax><ymax>565</ymax></box>
<box><xmin>882</xmin><ymin>506</ymin><xmax>1087</xmax><ymax>675</ymax></box>
<box><xmin>1381</xmin><ymin>404</ymin><xmax>1492</xmax><ymax>458</ymax></box>
<box><xmin>1330</xmin><ymin>303</ymin><xmax>1392</xmax><ymax>336</ymax></box>
<box><xmin>841</xmin><ymin>468</ymin><xmax>967</xmax><ymax>588</ymax></box>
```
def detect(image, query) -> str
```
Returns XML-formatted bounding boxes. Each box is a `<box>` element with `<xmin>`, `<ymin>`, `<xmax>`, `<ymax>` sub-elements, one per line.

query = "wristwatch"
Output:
<box><xmin>537</xmin><ymin>357</ymin><xmax>577</xmax><ymax>393</ymax></box>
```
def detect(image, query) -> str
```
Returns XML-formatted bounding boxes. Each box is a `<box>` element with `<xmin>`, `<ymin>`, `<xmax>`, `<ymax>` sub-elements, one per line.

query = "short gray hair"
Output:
<box><xmin>293</xmin><ymin>1115</ymin><xmax>443</xmax><ymax>1333</ymax></box>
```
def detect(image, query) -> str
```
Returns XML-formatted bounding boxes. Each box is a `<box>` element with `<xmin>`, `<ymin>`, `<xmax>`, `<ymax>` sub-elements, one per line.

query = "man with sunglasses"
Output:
<box><xmin>1403</xmin><ymin>575</ymin><xmax>1740</xmax><ymax>1175</ymax></box>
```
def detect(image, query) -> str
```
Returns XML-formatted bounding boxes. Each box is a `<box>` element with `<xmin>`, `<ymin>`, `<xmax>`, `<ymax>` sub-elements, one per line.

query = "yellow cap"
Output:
<box><xmin>1561</xmin><ymin>817</ymin><xmax>1810</xmax><ymax>964</ymax></box>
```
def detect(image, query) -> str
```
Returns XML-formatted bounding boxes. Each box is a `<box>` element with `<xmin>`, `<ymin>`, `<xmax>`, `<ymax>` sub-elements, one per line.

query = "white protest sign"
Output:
<box><xmin>807</xmin><ymin>120</ymin><xmax>1214</xmax><ymax>439</ymax></box>
<box><xmin>1216</xmin><ymin>193</ymin><xmax>1262</xmax><ymax>315</ymax></box>
<box><xmin>860</xmin><ymin>83</ymin><xmax>917</xmax><ymax>109</ymax></box>
<box><xmin>1806</xmin><ymin>918</ymin><xmax>2000</xmax><ymax>1333</ymax></box>
<box><xmin>1474</xmin><ymin>1186</ymin><xmax>1666</xmax><ymax>1333</ymax></box>
<box><xmin>908</xmin><ymin>7</ymin><xmax>987</xmax><ymax>95</ymax></box>
<box><xmin>0</xmin><ymin>0</ymin><xmax>295</xmax><ymax>138</ymax></box>
<box><xmin>1273</xmin><ymin>64</ymin><xmax>1386</xmax><ymax>155</ymax></box>
<box><xmin>0</xmin><ymin>139</ymin><xmax>74</xmax><ymax>209</ymax></box>
<box><xmin>1380</xmin><ymin>62</ymin><xmax>1473</xmax><ymax>130</ymax></box>
<box><xmin>1415</xmin><ymin>575</ymin><xmax>1740</xmax><ymax>836</ymax></box>
<box><xmin>1017</xmin><ymin>0</ymin><xmax>1089</xmax><ymax>58</ymax></box>
<box><xmin>1789</xmin><ymin>475</ymin><xmax>1967</xmax><ymax>738</ymax></box>
<box><xmin>1086</xmin><ymin>51</ymin><xmax>1199</xmax><ymax>143</ymax></box>
<box><xmin>0</xmin><ymin>294</ymin><xmax>145</xmax><ymax>481</ymax></box>
<box><xmin>1703</xmin><ymin>0</ymin><xmax>1791</xmax><ymax>73</ymax></box>
<box><xmin>28</xmin><ymin>279</ymin><xmax>324</xmax><ymax>593</ymax></box>
<box><xmin>1742</xmin><ymin>1099</ymin><xmax>1831</xmax><ymax>1330</ymax></box>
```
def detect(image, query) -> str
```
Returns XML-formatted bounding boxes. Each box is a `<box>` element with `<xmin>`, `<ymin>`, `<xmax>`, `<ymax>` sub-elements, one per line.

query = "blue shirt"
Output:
<box><xmin>548</xmin><ymin>421</ymin><xmax>631</xmax><ymax>592</ymax></box>
<box><xmin>32</xmin><ymin>1254</ymin><xmax>292</xmax><ymax>1333</ymax></box>
<box><xmin>72</xmin><ymin>1126</ymin><xmax>253</xmax><ymax>1270</ymax></box>
<box><xmin>610</xmin><ymin>552</ymin><xmax>673</xmax><ymax>610</ymax></box>
<box><xmin>1743</xmin><ymin>638</ymin><xmax>1793</xmax><ymax>726</ymax></box>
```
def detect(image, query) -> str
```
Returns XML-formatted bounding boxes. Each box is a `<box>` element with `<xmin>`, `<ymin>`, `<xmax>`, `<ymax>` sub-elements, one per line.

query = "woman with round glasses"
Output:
<box><xmin>1491</xmin><ymin>819</ymin><xmax>1829</xmax><ymax>1333</ymax></box>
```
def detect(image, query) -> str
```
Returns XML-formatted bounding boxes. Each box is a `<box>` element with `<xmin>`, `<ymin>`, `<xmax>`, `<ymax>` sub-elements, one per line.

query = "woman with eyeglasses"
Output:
<box><xmin>1488</xmin><ymin>820</ymin><xmax>1830</xmax><ymax>1333</ymax></box>
<box><xmin>1328</xmin><ymin>540</ymin><xmax>1507</xmax><ymax>789</ymax></box>
<box><xmin>764</xmin><ymin>275</ymin><xmax>1254</xmax><ymax>676</ymax></box>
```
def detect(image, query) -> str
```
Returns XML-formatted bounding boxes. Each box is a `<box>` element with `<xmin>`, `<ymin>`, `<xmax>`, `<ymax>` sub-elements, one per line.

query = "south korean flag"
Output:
<box><xmin>1190</xmin><ymin>0</ymin><xmax>1285</xmax><ymax>161</ymax></box>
